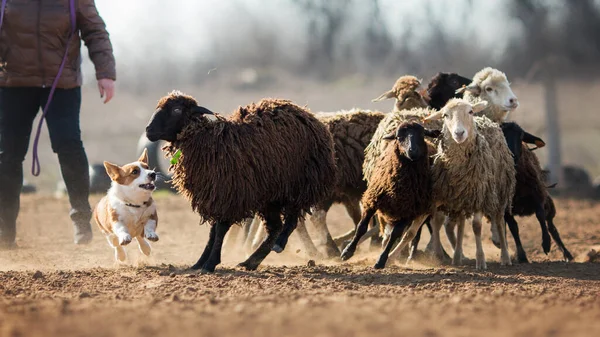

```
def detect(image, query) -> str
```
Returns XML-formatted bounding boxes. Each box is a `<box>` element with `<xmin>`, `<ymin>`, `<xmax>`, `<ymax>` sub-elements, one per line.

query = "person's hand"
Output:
<box><xmin>97</xmin><ymin>78</ymin><xmax>115</xmax><ymax>104</ymax></box>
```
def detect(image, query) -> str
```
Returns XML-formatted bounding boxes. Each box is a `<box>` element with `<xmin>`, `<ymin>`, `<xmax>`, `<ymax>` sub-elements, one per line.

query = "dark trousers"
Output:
<box><xmin>0</xmin><ymin>87</ymin><xmax>91</xmax><ymax>243</ymax></box>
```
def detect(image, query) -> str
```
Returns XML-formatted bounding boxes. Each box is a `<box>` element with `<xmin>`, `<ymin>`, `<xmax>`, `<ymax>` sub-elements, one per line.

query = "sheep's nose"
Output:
<box><xmin>454</xmin><ymin>130</ymin><xmax>465</xmax><ymax>138</ymax></box>
<box><xmin>149</xmin><ymin>172</ymin><xmax>156</xmax><ymax>181</ymax></box>
<box><xmin>509</xmin><ymin>98</ymin><xmax>518</xmax><ymax>105</ymax></box>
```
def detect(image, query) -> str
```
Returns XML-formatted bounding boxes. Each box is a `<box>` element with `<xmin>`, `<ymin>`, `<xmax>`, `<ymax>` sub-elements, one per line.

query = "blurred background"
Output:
<box><xmin>28</xmin><ymin>0</ymin><xmax>600</xmax><ymax>198</ymax></box>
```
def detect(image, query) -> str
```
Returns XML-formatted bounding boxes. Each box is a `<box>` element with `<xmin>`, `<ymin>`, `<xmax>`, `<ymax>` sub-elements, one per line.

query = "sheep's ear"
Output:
<box><xmin>191</xmin><ymin>105</ymin><xmax>214</xmax><ymax>115</ymax></box>
<box><xmin>103</xmin><ymin>161</ymin><xmax>122</xmax><ymax>181</ymax></box>
<box><xmin>382</xmin><ymin>132</ymin><xmax>396</xmax><ymax>141</ymax></box>
<box><xmin>372</xmin><ymin>89</ymin><xmax>396</xmax><ymax>102</ymax></box>
<box><xmin>424</xmin><ymin>110</ymin><xmax>443</xmax><ymax>122</ymax></box>
<box><xmin>522</xmin><ymin>131</ymin><xmax>545</xmax><ymax>148</ymax></box>
<box><xmin>472</xmin><ymin>101</ymin><xmax>488</xmax><ymax>113</ymax></box>
<box><xmin>424</xmin><ymin>129</ymin><xmax>441</xmax><ymax>138</ymax></box>
<box><xmin>456</xmin><ymin>83</ymin><xmax>481</xmax><ymax>96</ymax></box>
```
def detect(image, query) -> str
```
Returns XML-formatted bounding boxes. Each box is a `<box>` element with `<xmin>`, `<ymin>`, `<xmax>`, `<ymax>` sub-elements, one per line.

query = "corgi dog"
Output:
<box><xmin>94</xmin><ymin>149</ymin><xmax>159</xmax><ymax>262</ymax></box>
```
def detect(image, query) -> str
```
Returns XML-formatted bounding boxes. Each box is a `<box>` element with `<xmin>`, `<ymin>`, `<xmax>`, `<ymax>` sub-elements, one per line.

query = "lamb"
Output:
<box><xmin>145</xmin><ymin>91</ymin><xmax>337</xmax><ymax>272</ymax></box>
<box><xmin>420</xmin><ymin>98</ymin><xmax>516</xmax><ymax>269</ymax></box>
<box><xmin>340</xmin><ymin>122</ymin><xmax>439</xmax><ymax>268</ymax></box>
<box><xmin>501</xmin><ymin>122</ymin><xmax>574</xmax><ymax>262</ymax></box>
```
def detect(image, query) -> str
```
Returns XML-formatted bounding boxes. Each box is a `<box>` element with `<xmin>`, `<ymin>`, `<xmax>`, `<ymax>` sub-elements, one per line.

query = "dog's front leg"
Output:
<box><xmin>113</xmin><ymin>222</ymin><xmax>132</xmax><ymax>245</ymax></box>
<box><xmin>143</xmin><ymin>218</ymin><xmax>159</xmax><ymax>242</ymax></box>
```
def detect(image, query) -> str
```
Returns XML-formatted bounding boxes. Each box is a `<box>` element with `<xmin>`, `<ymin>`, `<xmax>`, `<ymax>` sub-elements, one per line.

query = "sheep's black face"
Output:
<box><xmin>501</xmin><ymin>122</ymin><xmax>523</xmax><ymax>164</ymax></box>
<box><xmin>427</xmin><ymin>73</ymin><xmax>472</xmax><ymax>110</ymax></box>
<box><xmin>146</xmin><ymin>106</ymin><xmax>185</xmax><ymax>142</ymax></box>
<box><xmin>145</xmin><ymin>93</ymin><xmax>214</xmax><ymax>143</ymax></box>
<box><xmin>384</xmin><ymin>123</ymin><xmax>435</xmax><ymax>162</ymax></box>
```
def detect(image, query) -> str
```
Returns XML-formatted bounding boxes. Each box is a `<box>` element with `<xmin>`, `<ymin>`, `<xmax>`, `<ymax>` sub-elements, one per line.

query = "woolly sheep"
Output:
<box><xmin>420</xmin><ymin>98</ymin><xmax>516</xmax><ymax>269</ymax></box>
<box><xmin>340</xmin><ymin>122</ymin><xmax>439</xmax><ymax>268</ymax></box>
<box><xmin>145</xmin><ymin>91</ymin><xmax>336</xmax><ymax>272</ymax></box>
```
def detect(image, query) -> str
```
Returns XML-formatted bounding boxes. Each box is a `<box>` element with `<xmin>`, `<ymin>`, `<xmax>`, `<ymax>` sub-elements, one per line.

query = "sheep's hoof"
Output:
<box><xmin>475</xmin><ymin>260</ymin><xmax>487</xmax><ymax>270</ymax></box>
<box><xmin>199</xmin><ymin>268</ymin><xmax>214</xmax><ymax>274</ymax></box>
<box><xmin>564</xmin><ymin>251</ymin><xmax>574</xmax><ymax>262</ymax></box>
<box><xmin>542</xmin><ymin>238</ymin><xmax>552</xmax><ymax>255</ymax></box>
<box><xmin>516</xmin><ymin>252</ymin><xmax>529</xmax><ymax>264</ymax></box>
<box><xmin>271</xmin><ymin>244</ymin><xmax>284</xmax><ymax>253</ymax></box>
<box><xmin>491</xmin><ymin>238</ymin><xmax>501</xmax><ymax>249</ymax></box>
<box><xmin>237</xmin><ymin>261</ymin><xmax>259</xmax><ymax>271</ymax></box>
<box><xmin>340</xmin><ymin>247</ymin><xmax>355</xmax><ymax>261</ymax></box>
<box><xmin>190</xmin><ymin>263</ymin><xmax>202</xmax><ymax>270</ymax></box>
<box><xmin>373</xmin><ymin>262</ymin><xmax>385</xmax><ymax>269</ymax></box>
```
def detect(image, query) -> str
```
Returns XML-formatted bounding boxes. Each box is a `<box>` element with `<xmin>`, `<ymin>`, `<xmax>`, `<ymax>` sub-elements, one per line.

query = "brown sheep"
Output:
<box><xmin>145</xmin><ymin>91</ymin><xmax>336</xmax><ymax>272</ymax></box>
<box><xmin>340</xmin><ymin>122</ymin><xmax>438</xmax><ymax>269</ymax></box>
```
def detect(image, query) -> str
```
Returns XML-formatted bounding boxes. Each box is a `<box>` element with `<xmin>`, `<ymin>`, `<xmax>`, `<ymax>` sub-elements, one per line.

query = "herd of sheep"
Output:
<box><xmin>144</xmin><ymin>67</ymin><xmax>573</xmax><ymax>273</ymax></box>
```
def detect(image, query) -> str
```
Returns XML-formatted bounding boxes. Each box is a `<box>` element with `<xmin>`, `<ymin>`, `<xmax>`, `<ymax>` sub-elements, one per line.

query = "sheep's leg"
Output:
<box><xmin>250</xmin><ymin>218</ymin><xmax>267</xmax><ymax>252</ymax></box>
<box><xmin>472</xmin><ymin>212</ymin><xmax>486</xmax><ymax>270</ymax></box>
<box><xmin>340</xmin><ymin>208</ymin><xmax>376</xmax><ymax>261</ymax></box>
<box><xmin>491</xmin><ymin>217</ymin><xmax>502</xmax><ymax>249</ymax></box>
<box><xmin>199</xmin><ymin>220</ymin><xmax>232</xmax><ymax>273</ymax></box>
<box><xmin>505</xmin><ymin>213</ymin><xmax>529</xmax><ymax>263</ymax></box>
<box><xmin>243</xmin><ymin>216</ymin><xmax>261</xmax><ymax>255</ymax></box>
<box><xmin>239</xmin><ymin>217</ymin><xmax>253</xmax><ymax>246</ymax></box>
<box><xmin>191</xmin><ymin>224</ymin><xmax>216</xmax><ymax>270</ymax></box>
<box><xmin>222</xmin><ymin>223</ymin><xmax>240</xmax><ymax>252</ymax></box>
<box><xmin>310</xmin><ymin>203</ymin><xmax>341</xmax><ymax>258</ymax></box>
<box><xmin>535</xmin><ymin>204</ymin><xmax>552</xmax><ymax>254</ymax></box>
<box><xmin>546</xmin><ymin>216</ymin><xmax>574</xmax><ymax>262</ymax></box>
<box><xmin>493</xmin><ymin>214</ymin><xmax>512</xmax><ymax>266</ymax></box>
<box><xmin>369</xmin><ymin>214</ymin><xmax>383</xmax><ymax>250</ymax></box>
<box><xmin>426</xmin><ymin>211</ymin><xmax>451</xmax><ymax>262</ymax></box>
<box><xmin>272</xmin><ymin>211</ymin><xmax>300</xmax><ymax>253</ymax></box>
<box><xmin>445</xmin><ymin>216</ymin><xmax>457</xmax><ymax>249</ymax></box>
<box><xmin>333</xmin><ymin>201</ymin><xmax>363</xmax><ymax>247</ymax></box>
<box><xmin>293</xmin><ymin>217</ymin><xmax>321</xmax><ymax>258</ymax></box>
<box><xmin>408</xmin><ymin>221</ymin><xmax>424</xmax><ymax>261</ymax></box>
<box><xmin>452</xmin><ymin>215</ymin><xmax>466</xmax><ymax>266</ymax></box>
<box><xmin>374</xmin><ymin>219</ymin><xmax>411</xmax><ymax>269</ymax></box>
<box><xmin>238</xmin><ymin>209</ymin><xmax>283</xmax><ymax>271</ymax></box>
<box><xmin>387</xmin><ymin>214</ymin><xmax>428</xmax><ymax>262</ymax></box>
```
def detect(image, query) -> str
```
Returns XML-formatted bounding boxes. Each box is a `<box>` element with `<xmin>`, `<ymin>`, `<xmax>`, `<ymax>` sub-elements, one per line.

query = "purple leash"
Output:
<box><xmin>1</xmin><ymin>0</ymin><xmax>76</xmax><ymax>176</ymax></box>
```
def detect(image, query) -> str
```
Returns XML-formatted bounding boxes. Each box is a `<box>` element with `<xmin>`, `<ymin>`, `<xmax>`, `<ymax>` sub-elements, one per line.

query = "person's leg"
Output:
<box><xmin>0</xmin><ymin>87</ymin><xmax>41</xmax><ymax>247</ymax></box>
<box><xmin>43</xmin><ymin>87</ymin><xmax>92</xmax><ymax>244</ymax></box>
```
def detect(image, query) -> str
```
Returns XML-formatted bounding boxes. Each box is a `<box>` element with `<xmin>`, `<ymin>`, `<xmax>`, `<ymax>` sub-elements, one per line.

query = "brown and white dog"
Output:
<box><xmin>94</xmin><ymin>149</ymin><xmax>159</xmax><ymax>262</ymax></box>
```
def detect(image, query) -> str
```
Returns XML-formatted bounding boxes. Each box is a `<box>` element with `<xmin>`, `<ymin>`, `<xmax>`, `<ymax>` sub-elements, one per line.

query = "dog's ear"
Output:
<box><xmin>103</xmin><ymin>161</ymin><xmax>122</xmax><ymax>181</ymax></box>
<box><xmin>138</xmin><ymin>148</ymin><xmax>149</xmax><ymax>165</ymax></box>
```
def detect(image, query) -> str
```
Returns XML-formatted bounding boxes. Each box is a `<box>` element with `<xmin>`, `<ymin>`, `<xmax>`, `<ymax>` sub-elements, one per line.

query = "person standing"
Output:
<box><xmin>0</xmin><ymin>0</ymin><xmax>116</xmax><ymax>248</ymax></box>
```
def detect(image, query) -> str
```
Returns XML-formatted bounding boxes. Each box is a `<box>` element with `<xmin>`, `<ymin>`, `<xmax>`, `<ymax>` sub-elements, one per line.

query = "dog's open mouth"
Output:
<box><xmin>139</xmin><ymin>183</ymin><xmax>156</xmax><ymax>191</ymax></box>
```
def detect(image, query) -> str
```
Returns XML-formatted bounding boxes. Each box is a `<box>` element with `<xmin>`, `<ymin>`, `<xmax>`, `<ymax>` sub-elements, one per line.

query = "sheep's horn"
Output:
<box><xmin>191</xmin><ymin>105</ymin><xmax>214</xmax><ymax>115</ymax></box>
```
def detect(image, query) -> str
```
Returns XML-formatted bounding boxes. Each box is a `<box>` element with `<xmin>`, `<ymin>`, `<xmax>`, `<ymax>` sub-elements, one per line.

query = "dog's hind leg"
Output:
<box><xmin>136</xmin><ymin>236</ymin><xmax>152</xmax><ymax>256</ymax></box>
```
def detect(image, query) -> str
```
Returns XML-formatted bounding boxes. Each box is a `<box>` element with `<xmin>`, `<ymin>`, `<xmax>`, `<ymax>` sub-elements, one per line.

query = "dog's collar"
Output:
<box><xmin>125</xmin><ymin>199</ymin><xmax>152</xmax><ymax>208</ymax></box>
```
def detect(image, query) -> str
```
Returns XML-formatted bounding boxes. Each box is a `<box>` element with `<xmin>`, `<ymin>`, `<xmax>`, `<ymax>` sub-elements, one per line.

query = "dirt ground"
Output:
<box><xmin>1</xmin><ymin>194</ymin><xmax>599</xmax><ymax>337</ymax></box>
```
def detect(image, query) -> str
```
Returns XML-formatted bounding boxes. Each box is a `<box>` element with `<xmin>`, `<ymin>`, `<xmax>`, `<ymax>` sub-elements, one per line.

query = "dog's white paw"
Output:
<box><xmin>119</xmin><ymin>234</ymin><xmax>132</xmax><ymax>246</ymax></box>
<box><xmin>145</xmin><ymin>232</ymin><xmax>159</xmax><ymax>242</ymax></box>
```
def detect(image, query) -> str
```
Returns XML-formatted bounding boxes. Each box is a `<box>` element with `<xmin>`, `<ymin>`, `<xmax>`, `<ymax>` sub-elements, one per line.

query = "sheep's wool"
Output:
<box><xmin>315</xmin><ymin>109</ymin><xmax>385</xmax><ymax>203</ymax></box>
